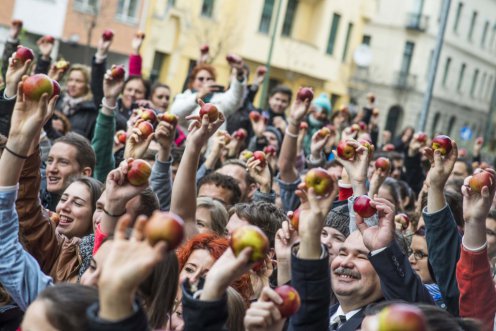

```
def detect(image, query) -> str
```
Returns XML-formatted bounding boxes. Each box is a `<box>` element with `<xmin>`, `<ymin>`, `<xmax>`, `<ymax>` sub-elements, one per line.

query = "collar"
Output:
<box><xmin>330</xmin><ymin>305</ymin><xmax>362</xmax><ymax>323</ymax></box>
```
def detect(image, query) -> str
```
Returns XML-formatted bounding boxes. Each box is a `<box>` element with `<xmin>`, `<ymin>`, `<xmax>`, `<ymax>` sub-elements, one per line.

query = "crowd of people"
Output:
<box><xmin>0</xmin><ymin>18</ymin><xmax>495</xmax><ymax>331</ymax></box>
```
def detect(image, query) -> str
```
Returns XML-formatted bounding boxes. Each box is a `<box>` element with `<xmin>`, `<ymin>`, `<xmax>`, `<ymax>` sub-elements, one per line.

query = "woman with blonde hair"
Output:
<box><xmin>196</xmin><ymin>196</ymin><xmax>229</xmax><ymax>236</ymax></box>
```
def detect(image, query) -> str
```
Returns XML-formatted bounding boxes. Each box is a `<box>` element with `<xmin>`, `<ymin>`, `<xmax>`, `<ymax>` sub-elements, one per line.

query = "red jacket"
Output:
<box><xmin>128</xmin><ymin>54</ymin><xmax>142</xmax><ymax>76</ymax></box>
<box><xmin>456</xmin><ymin>245</ymin><xmax>496</xmax><ymax>331</ymax></box>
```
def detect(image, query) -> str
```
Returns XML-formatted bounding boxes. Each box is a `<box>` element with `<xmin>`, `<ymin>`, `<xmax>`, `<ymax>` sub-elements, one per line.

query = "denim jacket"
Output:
<box><xmin>0</xmin><ymin>185</ymin><xmax>52</xmax><ymax>311</ymax></box>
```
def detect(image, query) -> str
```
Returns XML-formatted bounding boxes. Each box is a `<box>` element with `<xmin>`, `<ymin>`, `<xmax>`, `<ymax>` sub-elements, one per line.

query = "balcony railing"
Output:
<box><xmin>405</xmin><ymin>13</ymin><xmax>429</xmax><ymax>32</ymax></box>
<box><xmin>394</xmin><ymin>71</ymin><xmax>417</xmax><ymax>90</ymax></box>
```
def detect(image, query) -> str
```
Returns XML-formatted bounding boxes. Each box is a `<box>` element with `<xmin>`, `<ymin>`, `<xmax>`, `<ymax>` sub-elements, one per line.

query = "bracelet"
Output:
<box><xmin>4</xmin><ymin>146</ymin><xmax>28</xmax><ymax>159</ymax></box>
<box><xmin>285</xmin><ymin>128</ymin><xmax>298</xmax><ymax>139</ymax></box>
<box><xmin>102</xmin><ymin>97</ymin><xmax>118</xmax><ymax>111</ymax></box>
<box><xmin>103</xmin><ymin>207</ymin><xmax>126</xmax><ymax>218</ymax></box>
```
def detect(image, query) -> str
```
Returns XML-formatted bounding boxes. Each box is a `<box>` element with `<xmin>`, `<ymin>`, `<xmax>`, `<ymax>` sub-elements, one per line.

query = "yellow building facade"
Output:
<box><xmin>140</xmin><ymin>0</ymin><xmax>374</xmax><ymax>108</ymax></box>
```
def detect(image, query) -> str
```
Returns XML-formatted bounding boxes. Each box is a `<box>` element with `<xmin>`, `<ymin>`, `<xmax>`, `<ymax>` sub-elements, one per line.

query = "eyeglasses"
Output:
<box><xmin>196</xmin><ymin>76</ymin><xmax>213</xmax><ymax>82</ymax></box>
<box><xmin>408</xmin><ymin>249</ymin><xmax>428</xmax><ymax>260</ymax></box>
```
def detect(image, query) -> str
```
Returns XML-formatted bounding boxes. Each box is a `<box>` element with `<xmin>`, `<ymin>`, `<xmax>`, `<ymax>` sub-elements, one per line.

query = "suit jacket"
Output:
<box><xmin>328</xmin><ymin>304</ymin><xmax>366</xmax><ymax>331</ymax></box>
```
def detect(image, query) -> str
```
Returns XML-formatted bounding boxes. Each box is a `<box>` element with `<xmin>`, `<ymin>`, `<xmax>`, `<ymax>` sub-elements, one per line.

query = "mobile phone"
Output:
<box><xmin>210</xmin><ymin>84</ymin><xmax>225</xmax><ymax>92</ymax></box>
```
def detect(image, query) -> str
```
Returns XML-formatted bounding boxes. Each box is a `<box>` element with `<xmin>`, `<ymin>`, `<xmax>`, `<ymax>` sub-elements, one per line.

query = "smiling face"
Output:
<box><xmin>122</xmin><ymin>78</ymin><xmax>146</xmax><ymax>109</ymax></box>
<box><xmin>46</xmin><ymin>142</ymin><xmax>82</xmax><ymax>194</ymax></box>
<box><xmin>55</xmin><ymin>181</ymin><xmax>93</xmax><ymax>238</ymax></box>
<box><xmin>66</xmin><ymin>69</ymin><xmax>87</xmax><ymax>98</ymax></box>
<box><xmin>330</xmin><ymin>231</ymin><xmax>382</xmax><ymax>311</ymax></box>
<box><xmin>151</xmin><ymin>86</ymin><xmax>171</xmax><ymax>112</ymax></box>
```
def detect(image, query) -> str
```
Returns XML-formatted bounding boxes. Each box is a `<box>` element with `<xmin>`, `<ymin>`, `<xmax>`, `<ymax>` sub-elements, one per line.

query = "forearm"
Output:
<box><xmin>98</xmin><ymin>285</ymin><xmax>134</xmax><ymax>321</ymax></box>
<box><xmin>34</xmin><ymin>55</ymin><xmax>51</xmax><ymax>74</ymax></box>
<box><xmin>277</xmin><ymin>259</ymin><xmax>291</xmax><ymax>285</ymax></box>
<box><xmin>427</xmin><ymin>186</ymin><xmax>446</xmax><ymax>213</ymax></box>
<box><xmin>278</xmin><ymin>122</ymin><xmax>299</xmax><ymax>183</ymax></box>
<box><xmin>351</xmin><ymin>179</ymin><xmax>367</xmax><ymax>196</ymax></box>
<box><xmin>91</xmin><ymin>109</ymin><xmax>116</xmax><ymax>183</ymax></box>
<box><xmin>462</xmin><ymin>221</ymin><xmax>487</xmax><ymax>250</ymax></box>
<box><xmin>150</xmin><ymin>153</ymin><xmax>172</xmax><ymax>211</ymax></box>
<box><xmin>91</xmin><ymin>55</ymin><xmax>106</xmax><ymax>108</ymax></box>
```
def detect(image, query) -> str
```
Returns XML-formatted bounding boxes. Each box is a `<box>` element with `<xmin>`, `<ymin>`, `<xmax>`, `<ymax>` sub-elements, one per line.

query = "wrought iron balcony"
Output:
<box><xmin>394</xmin><ymin>71</ymin><xmax>417</xmax><ymax>90</ymax></box>
<box><xmin>405</xmin><ymin>13</ymin><xmax>429</xmax><ymax>32</ymax></box>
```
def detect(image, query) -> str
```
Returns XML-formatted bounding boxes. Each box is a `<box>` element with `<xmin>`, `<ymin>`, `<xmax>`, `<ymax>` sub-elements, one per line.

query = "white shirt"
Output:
<box><xmin>329</xmin><ymin>305</ymin><xmax>362</xmax><ymax>328</ymax></box>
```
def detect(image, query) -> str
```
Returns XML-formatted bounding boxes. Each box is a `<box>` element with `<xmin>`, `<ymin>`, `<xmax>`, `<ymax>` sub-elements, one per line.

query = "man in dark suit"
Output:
<box><xmin>288</xmin><ymin>194</ymin><xmax>433</xmax><ymax>331</ymax></box>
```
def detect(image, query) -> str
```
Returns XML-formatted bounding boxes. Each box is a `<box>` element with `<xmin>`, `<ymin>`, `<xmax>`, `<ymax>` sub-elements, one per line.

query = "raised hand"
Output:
<box><xmin>244</xmin><ymin>287</ymin><xmax>285</xmax><ymax>331</ymax></box>
<box><xmin>423</xmin><ymin>139</ymin><xmax>458</xmax><ymax>189</ymax></box>
<box><xmin>131</xmin><ymin>34</ymin><xmax>144</xmax><ymax>54</ymax></box>
<box><xmin>96</xmin><ymin>36</ymin><xmax>112</xmax><ymax>58</ymax></box>
<box><xmin>368</xmin><ymin>167</ymin><xmax>388</xmax><ymax>197</ymax></box>
<box><xmin>48</xmin><ymin>62</ymin><xmax>70</xmax><ymax>82</ymax></box>
<box><xmin>310</xmin><ymin>130</ymin><xmax>330</xmax><ymax>161</ymax></box>
<box><xmin>98</xmin><ymin>215</ymin><xmax>167</xmax><ymax>321</ymax></box>
<box><xmin>5</xmin><ymin>52</ymin><xmax>32</xmax><ymax>97</ymax></box>
<box><xmin>103</xmin><ymin>66</ymin><xmax>125</xmax><ymax>107</ymax></box>
<box><xmin>289</xmin><ymin>98</ymin><xmax>311</xmax><ymax>124</ymax></box>
<box><xmin>274</xmin><ymin>220</ymin><xmax>299</xmax><ymax>285</ymax></box>
<box><xmin>37</xmin><ymin>37</ymin><xmax>54</xmax><ymax>60</ymax></box>
<box><xmin>154</xmin><ymin>121</ymin><xmax>176</xmax><ymax>150</ymax></box>
<box><xmin>185</xmin><ymin>110</ymin><xmax>225</xmax><ymax>150</ymax></box>
<box><xmin>247</xmin><ymin>156</ymin><xmax>272</xmax><ymax>193</ymax></box>
<box><xmin>333</xmin><ymin>139</ymin><xmax>369</xmax><ymax>195</ymax></box>
<box><xmin>124</xmin><ymin>122</ymin><xmax>155</xmax><ymax>159</ymax></box>
<box><xmin>355</xmin><ymin>196</ymin><xmax>396</xmax><ymax>251</ymax></box>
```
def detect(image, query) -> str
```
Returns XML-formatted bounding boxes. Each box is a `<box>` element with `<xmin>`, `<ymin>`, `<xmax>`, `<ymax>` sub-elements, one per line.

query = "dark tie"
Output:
<box><xmin>329</xmin><ymin>315</ymin><xmax>346</xmax><ymax>330</ymax></box>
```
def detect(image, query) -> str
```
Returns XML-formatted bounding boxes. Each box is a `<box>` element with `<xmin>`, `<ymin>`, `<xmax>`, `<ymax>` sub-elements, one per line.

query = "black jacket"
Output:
<box><xmin>86</xmin><ymin>301</ymin><xmax>149</xmax><ymax>331</ymax></box>
<box><xmin>52</xmin><ymin>96</ymin><xmax>98</xmax><ymax>141</ymax></box>
<box><xmin>1</xmin><ymin>40</ymin><xmax>19</xmax><ymax>83</ymax></box>
<box><xmin>0</xmin><ymin>89</ymin><xmax>16</xmax><ymax>137</ymax></box>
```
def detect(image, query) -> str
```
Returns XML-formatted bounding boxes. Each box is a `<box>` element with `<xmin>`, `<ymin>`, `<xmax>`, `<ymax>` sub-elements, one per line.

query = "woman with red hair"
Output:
<box><xmin>166</xmin><ymin>233</ymin><xmax>252</xmax><ymax>330</ymax></box>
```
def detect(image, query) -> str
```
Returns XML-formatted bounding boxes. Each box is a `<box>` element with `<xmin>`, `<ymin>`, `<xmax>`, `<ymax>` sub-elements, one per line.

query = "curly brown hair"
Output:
<box><xmin>187</xmin><ymin>64</ymin><xmax>217</xmax><ymax>90</ymax></box>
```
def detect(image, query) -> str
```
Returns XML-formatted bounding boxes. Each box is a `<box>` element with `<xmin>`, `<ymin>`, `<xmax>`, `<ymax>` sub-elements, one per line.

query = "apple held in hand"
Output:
<box><xmin>263</xmin><ymin>145</ymin><xmax>276</xmax><ymax>156</ymax></box>
<box><xmin>136</xmin><ymin>121</ymin><xmax>154</xmax><ymax>138</ymax></box>
<box><xmin>431</xmin><ymin>135</ymin><xmax>452</xmax><ymax>156</ymax></box>
<box><xmin>22</xmin><ymin>74</ymin><xmax>54</xmax><ymax>101</ymax></box>
<box><xmin>230</xmin><ymin>225</ymin><xmax>269</xmax><ymax>262</ymax></box>
<box><xmin>102</xmin><ymin>29</ymin><xmax>114</xmax><ymax>41</ymax></box>
<box><xmin>299</xmin><ymin>122</ymin><xmax>308</xmax><ymax>130</ymax></box>
<box><xmin>158</xmin><ymin>112</ymin><xmax>178</xmax><ymax>127</ymax></box>
<box><xmin>111</xmin><ymin>65</ymin><xmax>125</xmax><ymax>80</ymax></box>
<box><xmin>15</xmin><ymin>46</ymin><xmax>35</xmax><ymax>63</ymax></box>
<box><xmin>358</xmin><ymin>121</ymin><xmax>367</xmax><ymax>131</ymax></box>
<box><xmin>469</xmin><ymin>169</ymin><xmax>495</xmax><ymax>193</ymax></box>
<box><xmin>416</xmin><ymin>132</ymin><xmax>427</xmax><ymax>143</ymax></box>
<box><xmin>52</xmin><ymin>80</ymin><xmax>61</xmax><ymax>97</ymax></box>
<box><xmin>140</xmin><ymin>108</ymin><xmax>157</xmax><ymax>123</ymax></box>
<box><xmin>377</xmin><ymin>303</ymin><xmax>427</xmax><ymax>331</ymax></box>
<box><xmin>127</xmin><ymin>159</ymin><xmax>152</xmax><ymax>186</ymax></box>
<box><xmin>226</xmin><ymin>53</ymin><xmax>242</xmax><ymax>64</ymax></box>
<box><xmin>200</xmin><ymin>44</ymin><xmax>209</xmax><ymax>54</ymax></box>
<box><xmin>274</xmin><ymin>285</ymin><xmax>301</xmax><ymax>318</ymax></box>
<box><xmin>337</xmin><ymin>140</ymin><xmax>356</xmax><ymax>160</ymax></box>
<box><xmin>145</xmin><ymin>211</ymin><xmax>185</xmax><ymax>250</ymax></box>
<box><xmin>318</xmin><ymin>127</ymin><xmax>331</xmax><ymax>138</ymax></box>
<box><xmin>55</xmin><ymin>59</ymin><xmax>70</xmax><ymax>71</ymax></box>
<box><xmin>394</xmin><ymin>213</ymin><xmax>410</xmax><ymax>231</ymax></box>
<box><xmin>374</xmin><ymin>157</ymin><xmax>391</xmax><ymax>172</ymax></box>
<box><xmin>115</xmin><ymin>130</ymin><xmax>127</xmax><ymax>144</ymax></box>
<box><xmin>42</xmin><ymin>35</ymin><xmax>55</xmax><ymax>44</ymax></box>
<box><xmin>253</xmin><ymin>151</ymin><xmax>267</xmax><ymax>168</ymax></box>
<box><xmin>358</xmin><ymin>138</ymin><xmax>373</xmax><ymax>157</ymax></box>
<box><xmin>288</xmin><ymin>208</ymin><xmax>300</xmax><ymax>229</ymax></box>
<box><xmin>383</xmin><ymin>144</ymin><xmax>395</xmax><ymax>152</ymax></box>
<box><xmin>135</xmin><ymin>31</ymin><xmax>145</xmax><ymax>39</ymax></box>
<box><xmin>256</xmin><ymin>65</ymin><xmax>267</xmax><ymax>75</ymax></box>
<box><xmin>234</xmin><ymin>128</ymin><xmax>247</xmax><ymax>140</ymax></box>
<box><xmin>249</xmin><ymin>111</ymin><xmax>261</xmax><ymax>122</ymax></box>
<box><xmin>296</xmin><ymin>87</ymin><xmax>314</xmax><ymax>102</ymax></box>
<box><xmin>304</xmin><ymin>167</ymin><xmax>334</xmax><ymax>196</ymax></box>
<box><xmin>476</xmin><ymin>136</ymin><xmax>484</xmax><ymax>145</ymax></box>
<box><xmin>198</xmin><ymin>99</ymin><xmax>219</xmax><ymax>122</ymax></box>
<box><xmin>353</xmin><ymin>195</ymin><xmax>376</xmax><ymax>218</ymax></box>
<box><xmin>241</xmin><ymin>150</ymin><xmax>253</xmax><ymax>161</ymax></box>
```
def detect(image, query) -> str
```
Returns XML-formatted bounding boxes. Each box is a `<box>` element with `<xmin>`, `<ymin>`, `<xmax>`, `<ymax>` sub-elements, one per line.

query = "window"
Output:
<box><xmin>470</xmin><ymin>69</ymin><xmax>479</xmax><ymax>97</ymax></box>
<box><xmin>326</xmin><ymin>13</ymin><xmax>341</xmax><ymax>55</ymax></box>
<box><xmin>116</xmin><ymin>0</ymin><xmax>140</xmax><ymax>21</ymax></box>
<box><xmin>149</xmin><ymin>51</ymin><xmax>166</xmax><ymax>83</ymax></box>
<box><xmin>481</xmin><ymin>21</ymin><xmax>489</xmax><ymax>48</ymax></box>
<box><xmin>468</xmin><ymin>11</ymin><xmax>477</xmax><ymax>41</ymax></box>
<box><xmin>362</xmin><ymin>34</ymin><xmax>371</xmax><ymax>46</ymax></box>
<box><xmin>201</xmin><ymin>0</ymin><xmax>215</xmax><ymax>18</ymax></box>
<box><xmin>479</xmin><ymin>72</ymin><xmax>487</xmax><ymax>98</ymax></box>
<box><xmin>259</xmin><ymin>0</ymin><xmax>275</xmax><ymax>34</ymax></box>
<box><xmin>425</xmin><ymin>49</ymin><xmax>434</xmax><ymax>79</ymax></box>
<box><xmin>457</xmin><ymin>63</ymin><xmax>466</xmax><ymax>91</ymax></box>
<box><xmin>442</xmin><ymin>57</ymin><xmax>451</xmax><ymax>87</ymax></box>
<box><xmin>167</xmin><ymin>0</ymin><xmax>175</xmax><ymax>8</ymax></box>
<box><xmin>453</xmin><ymin>2</ymin><xmax>463</xmax><ymax>33</ymax></box>
<box><xmin>431</xmin><ymin>112</ymin><xmax>441</xmax><ymax>136</ymax></box>
<box><xmin>400</xmin><ymin>41</ymin><xmax>415</xmax><ymax>74</ymax></box>
<box><xmin>281</xmin><ymin>0</ymin><xmax>298</xmax><ymax>36</ymax></box>
<box><xmin>447</xmin><ymin>116</ymin><xmax>456</xmax><ymax>136</ymax></box>
<box><xmin>491</xmin><ymin>24</ymin><xmax>496</xmax><ymax>50</ymax></box>
<box><xmin>342</xmin><ymin>22</ymin><xmax>353</xmax><ymax>62</ymax></box>
<box><xmin>74</xmin><ymin>0</ymin><xmax>98</xmax><ymax>13</ymax></box>
<box><xmin>486</xmin><ymin>75</ymin><xmax>494</xmax><ymax>100</ymax></box>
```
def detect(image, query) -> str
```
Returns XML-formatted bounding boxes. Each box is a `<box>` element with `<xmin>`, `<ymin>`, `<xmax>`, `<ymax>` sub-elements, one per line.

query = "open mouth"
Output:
<box><xmin>58</xmin><ymin>215</ymin><xmax>74</xmax><ymax>227</ymax></box>
<box><xmin>48</xmin><ymin>176</ymin><xmax>61</xmax><ymax>185</ymax></box>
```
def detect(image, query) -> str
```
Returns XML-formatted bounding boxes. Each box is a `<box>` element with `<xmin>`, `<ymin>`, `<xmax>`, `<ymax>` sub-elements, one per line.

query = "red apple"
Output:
<box><xmin>55</xmin><ymin>59</ymin><xmax>70</xmax><ymax>71</ymax></box>
<box><xmin>296</xmin><ymin>87</ymin><xmax>314</xmax><ymax>102</ymax></box>
<box><xmin>458</xmin><ymin>148</ymin><xmax>467</xmax><ymax>158</ymax></box>
<box><xmin>200</xmin><ymin>44</ymin><xmax>209</xmax><ymax>54</ymax></box>
<box><xmin>42</xmin><ymin>35</ymin><xmax>55</xmax><ymax>44</ymax></box>
<box><xmin>377</xmin><ymin>303</ymin><xmax>427</xmax><ymax>331</ymax></box>
<box><xmin>353</xmin><ymin>195</ymin><xmax>376</xmax><ymax>218</ymax></box>
<box><xmin>337</xmin><ymin>140</ymin><xmax>356</xmax><ymax>160</ymax></box>
<box><xmin>274</xmin><ymin>285</ymin><xmax>301</xmax><ymax>318</ymax></box>
<box><xmin>469</xmin><ymin>169</ymin><xmax>495</xmax><ymax>193</ymax></box>
<box><xmin>111</xmin><ymin>65</ymin><xmax>125</xmax><ymax>80</ymax></box>
<box><xmin>263</xmin><ymin>145</ymin><xmax>276</xmax><ymax>156</ymax></box>
<box><xmin>358</xmin><ymin>121</ymin><xmax>367</xmax><ymax>131</ymax></box>
<box><xmin>140</xmin><ymin>108</ymin><xmax>157</xmax><ymax>123</ymax></box>
<box><xmin>300</xmin><ymin>122</ymin><xmax>308</xmax><ymax>130</ymax></box>
<box><xmin>51</xmin><ymin>79</ymin><xmax>61</xmax><ymax>97</ymax></box>
<box><xmin>12</xmin><ymin>19</ymin><xmax>23</xmax><ymax>27</ymax></box>
<box><xmin>289</xmin><ymin>208</ymin><xmax>300</xmax><ymax>229</ymax></box>
<box><xmin>304</xmin><ymin>167</ymin><xmax>334</xmax><ymax>196</ymax></box>
<box><xmin>135</xmin><ymin>31</ymin><xmax>145</xmax><ymax>39</ymax></box>
<box><xmin>249</xmin><ymin>111</ymin><xmax>261</xmax><ymax>122</ymax></box>
<box><xmin>158</xmin><ymin>112</ymin><xmax>178</xmax><ymax>127</ymax></box>
<box><xmin>198</xmin><ymin>99</ymin><xmax>219</xmax><ymax>122</ymax></box>
<box><xmin>241</xmin><ymin>150</ymin><xmax>253</xmax><ymax>161</ymax></box>
<box><xmin>234</xmin><ymin>128</ymin><xmax>247</xmax><ymax>141</ymax></box>
<box><xmin>383</xmin><ymin>144</ymin><xmax>395</xmax><ymax>152</ymax></box>
<box><xmin>226</xmin><ymin>53</ymin><xmax>241</xmax><ymax>64</ymax></box>
<box><xmin>394</xmin><ymin>213</ymin><xmax>410</xmax><ymax>231</ymax></box>
<box><xmin>318</xmin><ymin>127</ymin><xmax>331</xmax><ymax>138</ymax></box>
<box><xmin>115</xmin><ymin>130</ymin><xmax>127</xmax><ymax>144</ymax></box>
<box><xmin>230</xmin><ymin>225</ymin><xmax>269</xmax><ymax>262</ymax></box>
<box><xmin>15</xmin><ymin>46</ymin><xmax>34</xmax><ymax>63</ymax></box>
<box><xmin>136</xmin><ymin>121</ymin><xmax>154</xmax><ymax>138</ymax></box>
<box><xmin>375</xmin><ymin>157</ymin><xmax>391</xmax><ymax>172</ymax></box>
<box><xmin>476</xmin><ymin>136</ymin><xmax>484</xmax><ymax>145</ymax></box>
<box><xmin>416</xmin><ymin>132</ymin><xmax>427</xmax><ymax>143</ymax></box>
<box><xmin>145</xmin><ymin>210</ymin><xmax>184</xmax><ymax>250</ymax></box>
<box><xmin>256</xmin><ymin>66</ymin><xmax>267</xmax><ymax>75</ymax></box>
<box><xmin>358</xmin><ymin>138</ymin><xmax>374</xmax><ymax>157</ymax></box>
<box><xmin>253</xmin><ymin>151</ymin><xmax>267</xmax><ymax>168</ymax></box>
<box><xmin>127</xmin><ymin>159</ymin><xmax>152</xmax><ymax>186</ymax></box>
<box><xmin>22</xmin><ymin>74</ymin><xmax>54</xmax><ymax>101</ymax></box>
<box><xmin>350</xmin><ymin>123</ymin><xmax>360</xmax><ymax>133</ymax></box>
<box><xmin>431</xmin><ymin>135</ymin><xmax>452</xmax><ymax>156</ymax></box>
<box><xmin>102</xmin><ymin>29</ymin><xmax>114</xmax><ymax>41</ymax></box>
